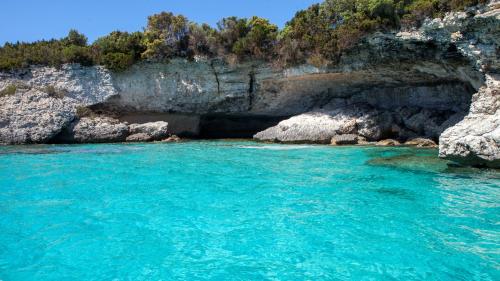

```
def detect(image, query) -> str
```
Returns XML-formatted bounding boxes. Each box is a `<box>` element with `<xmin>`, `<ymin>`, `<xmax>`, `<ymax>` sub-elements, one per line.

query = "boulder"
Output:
<box><xmin>405</xmin><ymin>138</ymin><xmax>438</xmax><ymax>148</ymax></box>
<box><xmin>331</xmin><ymin>134</ymin><xmax>359</xmax><ymax>145</ymax></box>
<box><xmin>377</xmin><ymin>139</ymin><xmax>401</xmax><ymax>146</ymax></box>
<box><xmin>254</xmin><ymin>112</ymin><xmax>346</xmax><ymax>144</ymax></box>
<box><xmin>254</xmin><ymin>105</ymin><xmax>383</xmax><ymax>144</ymax></box>
<box><xmin>439</xmin><ymin>75</ymin><xmax>500</xmax><ymax>168</ymax></box>
<box><xmin>126</xmin><ymin>133</ymin><xmax>152</xmax><ymax>142</ymax></box>
<box><xmin>162</xmin><ymin>135</ymin><xmax>181</xmax><ymax>143</ymax></box>
<box><xmin>57</xmin><ymin>117</ymin><xmax>129</xmax><ymax>143</ymax></box>
<box><xmin>128</xmin><ymin>121</ymin><xmax>169</xmax><ymax>141</ymax></box>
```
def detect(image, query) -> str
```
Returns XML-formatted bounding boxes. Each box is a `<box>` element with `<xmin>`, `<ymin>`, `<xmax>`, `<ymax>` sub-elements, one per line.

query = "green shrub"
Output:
<box><xmin>101</xmin><ymin>52</ymin><xmax>134</xmax><ymax>72</ymax></box>
<box><xmin>75</xmin><ymin>106</ymin><xmax>95</xmax><ymax>118</ymax></box>
<box><xmin>93</xmin><ymin>31</ymin><xmax>145</xmax><ymax>64</ymax></box>
<box><xmin>43</xmin><ymin>85</ymin><xmax>66</xmax><ymax>99</ymax></box>
<box><xmin>0</xmin><ymin>84</ymin><xmax>17</xmax><ymax>97</ymax></box>
<box><xmin>62</xmin><ymin>45</ymin><xmax>93</xmax><ymax>66</ymax></box>
<box><xmin>141</xmin><ymin>12</ymin><xmax>191</xmax><ymax>61</ymax></box>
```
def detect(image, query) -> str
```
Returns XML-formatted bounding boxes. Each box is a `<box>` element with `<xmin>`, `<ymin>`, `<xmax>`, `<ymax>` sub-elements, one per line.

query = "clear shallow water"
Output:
<box><xmin>0</xmin><ymin>141</ymin><xmax>498</xmax><ymax>281</ymax></box>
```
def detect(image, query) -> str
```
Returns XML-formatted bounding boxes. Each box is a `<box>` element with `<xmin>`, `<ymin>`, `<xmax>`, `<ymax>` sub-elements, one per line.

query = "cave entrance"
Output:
<box><xmin>198</xmin><ymin>114</ymin><xmax>289</xmax><ymax>139</ymax></box>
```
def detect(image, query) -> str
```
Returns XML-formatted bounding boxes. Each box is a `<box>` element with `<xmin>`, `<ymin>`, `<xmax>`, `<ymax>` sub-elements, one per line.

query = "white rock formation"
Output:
<box><xmin>127</xmin><ymin>121</ymin><xmax>169</xmax><ymax>142</ymax></box>
<box><xmin>57</xmin><ymin>117</ymin><xmax>129</xmax><ymax>143</ymax></box>
<box><xmin>439</xmin><ymin>74</ymin><xmax>500</xmax><ymax>168</ymax></box>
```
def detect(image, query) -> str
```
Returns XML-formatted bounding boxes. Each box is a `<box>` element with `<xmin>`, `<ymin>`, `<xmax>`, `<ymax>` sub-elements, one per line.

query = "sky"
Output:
<box><xmin>0</xmin><ymin>0</ymin><xmax>322</xmax><ymax>45</ymax></box>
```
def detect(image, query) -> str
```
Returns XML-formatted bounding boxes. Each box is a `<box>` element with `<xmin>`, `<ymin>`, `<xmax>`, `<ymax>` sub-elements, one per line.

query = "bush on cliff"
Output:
<box><xmin>0</xmin><ymin>30</ymin><xmax>93</xmax><ymax>70</ymax></box>
<box><xmin>141</xmin><ymin>12</ymin><xmax>191</xmax><ymax>61</ymax></box>
<box><xmin>93</xmin><ymin>31</ymin><xmax>144</xmax><ymax>71</ymax></box>
<box><xmin>0</xmin><ymin>84</ymin><xmax>17</xmax><ymax>97</ymax></box>
<box><xmin>232</xmin><ymin>17</ymin><xmax>278</xmax><ymax>60</ymax></box>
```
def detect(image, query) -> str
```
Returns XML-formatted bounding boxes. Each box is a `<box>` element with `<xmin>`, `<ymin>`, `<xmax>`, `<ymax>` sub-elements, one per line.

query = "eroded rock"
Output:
<box><xmin>57</xmin><ymin>117</ymin><xmax>129</xmax><ymax>143</ymax></box>
<box><xmin>0</xmin><ymin>89</ymin><xmax>75</xmax><ymax>144</ymax></box>
<box><xmin>331</xmin><ymin>134</ymin><xmax>359</xmax><ymax>145</ymax></box>
<box><xmin>126</xmin><ymin>133</ymin><xmax>152</xmax><ymax>142</ymax></box>
<box><xmin>439</xmin><ymin>75</ymin><xmax>500</xmax><ymax>168</ymax></box>
<box><xmin>128</xmin><ymin>121</ymin><xmax>169</xmax><ymax>141</ymax></box>
<box><xmin>406</xmin><ymin>138</ymin><xmax>438</xmax><ymax>148</ymax></box>
<box><xmin>377</xmin><ymin>139</ymin><xmax>401</xmax><ymax>146</ymax></box>
<box><xmin>162</xmin><ymin>135</ymin><xmax>181</xmax><ymax>143</ymax></box>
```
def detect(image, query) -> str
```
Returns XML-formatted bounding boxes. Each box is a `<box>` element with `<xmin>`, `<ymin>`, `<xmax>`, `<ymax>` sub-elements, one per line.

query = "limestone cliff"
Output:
<box><xmin>0</xmin><ymin>1</ymin><xmax>498</xmax><ymax>167</ymax></box>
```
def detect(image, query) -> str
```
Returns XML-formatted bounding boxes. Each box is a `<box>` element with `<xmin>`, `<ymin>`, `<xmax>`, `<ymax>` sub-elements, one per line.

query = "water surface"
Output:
<box><xmin>0</xmin><ymin>141</ymin><xmax>498</xmax><ymax>280</ymax></box>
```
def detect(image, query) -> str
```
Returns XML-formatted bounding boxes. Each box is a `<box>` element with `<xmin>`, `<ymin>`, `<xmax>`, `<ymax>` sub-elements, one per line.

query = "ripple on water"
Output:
<box><xmin>0</xmin><ymin>141</ymin><xmax>498</xmax><ymax>280</ymax></box>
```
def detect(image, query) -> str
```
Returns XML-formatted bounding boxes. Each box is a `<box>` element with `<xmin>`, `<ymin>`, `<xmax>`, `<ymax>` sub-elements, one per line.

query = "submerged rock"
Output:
<box><xmin>162</xmin><ymin>135</ymin><xmax>181</xmax><ymax>143</ymax></box>
<box><xmin>367</xmin><ymin>150</ymin><xmax>449</xmax><ymax>173</ymax></box>
<box><xmin>405</xmin><ymin>138</ymin><xmax>438</xmax><ymax>148</ymax></box>
<box><xmin>126</xmin><ymin>133</ymin><xmax>152</xmax><ymax>142</ymax></box>
<box><xmin>57</xmin><ymin>117</ymin><xmax>129</xmax><ymax>143</ymax></box>
<box><xmin>377</xmin><ymin>139</ymin><xmax>401</xmax><ymax>146</ymax></box>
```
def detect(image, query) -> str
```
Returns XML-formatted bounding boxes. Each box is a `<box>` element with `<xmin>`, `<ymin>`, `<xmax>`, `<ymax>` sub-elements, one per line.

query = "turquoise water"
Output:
<box><xmin>0</xmin><ymin>141</ymin><xmax>499</xmax><ymax>280</ymax></box>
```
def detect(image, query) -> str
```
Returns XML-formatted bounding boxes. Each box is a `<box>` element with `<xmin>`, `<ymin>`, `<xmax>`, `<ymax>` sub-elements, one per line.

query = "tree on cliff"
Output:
<box><xmin>231</xmin><ymin>16</ymin><xmax>278</xmax><ymax>60</ymax></box>
<box><xmin>93</xmin><ymin>31</ymin><xmax>145</xmax><ymax>71</ymax></box>
<box><xmin>141</xmin><ymin>12</ymin><xmax>191</xmax><ymax>61</ymax></box>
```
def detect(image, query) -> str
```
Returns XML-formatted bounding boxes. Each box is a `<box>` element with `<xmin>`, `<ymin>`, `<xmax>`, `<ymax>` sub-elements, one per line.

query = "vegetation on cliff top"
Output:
<box><xmin>0</xmin><ymin>0</ymin><xmax>488</xmax><ymax>71</ymax></box>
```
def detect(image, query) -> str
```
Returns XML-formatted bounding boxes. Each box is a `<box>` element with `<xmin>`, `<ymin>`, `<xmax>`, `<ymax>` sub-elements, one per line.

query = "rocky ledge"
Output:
<box><xmin>0</xmin><ymin>2</ymin><xmax>498</xmax><ymax>168</ymax></box>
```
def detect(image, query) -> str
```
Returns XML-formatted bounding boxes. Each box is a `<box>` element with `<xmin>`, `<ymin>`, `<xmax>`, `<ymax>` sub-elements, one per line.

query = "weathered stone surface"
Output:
<box><xmin>0</xmin><ymin>89</ymin><xmax>75</xmax><ymax>144</ymax></box>
<box><xmin>331</xmin><ymin>134</ymin><xmax>359</xmax><ymax>145</ymax></box>
<box><xmin>0</xmin><ymin>64</ymin><xmax>117</xmax><ymax>105</ymax></box>
<box><xmin>128</xmin><ymin>121</ymin><xmax>169</xmax><ymax>141</ymax></box>
<box><xmin>253</xmin><ymin>102</ymin><xmax>463</xmax><ymax>144</ymax></box>
<box><xmin>57</xmin><ymin>117</ymin><xmax>129</xmax><ymax>143</ymax></box>
<box><xmin>0</xmin><ymin>65</ymin><xmax>117</xmax><ymax>144</ymax></box>
<box><xmin>439</xmin><ymin>74</ymin><xmax>500</xmax><ymax>168</ymax></box>
<box><xmin>406</xmin><ymin>138</ymin><xmax>438</xmax><ymax>148</ymax></box>
<box><xmin>377</xmin><ymin>139</ymin><xmax>401</xmax><ymax>146</ymax></box>
<box><xmin>253</xmin><ymin>105</ymin><xmax>382</xmax><ymax>143</ymax></box>
<box><xmin>126</xmin><ymin>133</ymin><xmax>152</xmax><ymax>142</ymax></box>
<box><xmin>162</xmin><ymin>135</ymin><xmax>181</xmax><ymax>143</ymax></box>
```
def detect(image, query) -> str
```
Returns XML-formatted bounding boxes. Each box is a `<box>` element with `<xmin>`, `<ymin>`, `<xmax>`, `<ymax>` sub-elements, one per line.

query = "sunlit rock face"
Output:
<box><xmin>439</xmin><ymin>74</ymin><xmax>500</xmax><ymax>168</ymax></box>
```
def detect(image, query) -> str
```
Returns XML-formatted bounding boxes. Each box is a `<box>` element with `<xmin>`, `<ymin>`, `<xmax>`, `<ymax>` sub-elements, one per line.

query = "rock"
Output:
<box><xmin>357</xmin><ymin>110</ymin><xmax>394</xmax><ymax>140</ymax></box>
<box><xmin>254</xmin><ymin>112</ymin><xmax>345</xmax><ymax>144</ymax></box>
<box><xmin>254</xmin><ymin>105</ymin><xmax>383</xmax><ymax>144</ymax></box>
<box><xmin>0</xmin><ymin>65</ymin><xmax>117</xmax><ymax>144</ymax></box>
<box><xmin>0</xmin><ymin>89</ymin><xmax>75</xmax><ymax>144</ymax></box>
<box><xmin>162</xmin><ymin>135</ymin><xmax>181</xmax><ymax>142</ymax></box>
<box><xmin>331</xmin><ymin>134</ymin><xmax>359</xmax><ymax>145</ymax></box>
<box><xmin>57</xmin><ymin>117</ymin><xmax>129</xmax><ymax>143</ymax></box>
<box><xmin>126</xmin><ymin>133</ymin><xmax>152</xmax><ymax>142</ymax></box>
<box><xmin>377</xmin><ymin>139</ymin><xmax>401</xmax><ymax>146</ymax></box>
<box><xmin>128</xmin><ymin>121</ymin><xmax>169</xmax><ymax>141</ymax></box>
<box><xmin>405</xmin><ymin>138</ymin><xmax>438</xmax><ymax>148</ymax></box>
<box><xmin>439</xmin><ymin>75</ymin><xmax>500</xmax><ymax>168</ymax></box>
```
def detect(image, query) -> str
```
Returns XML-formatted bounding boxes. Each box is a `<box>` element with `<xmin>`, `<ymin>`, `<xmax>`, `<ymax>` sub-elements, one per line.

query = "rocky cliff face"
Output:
<box><xmin>0</xmin><ymin>2</ymin><xmax>498</xmax><ymax>167</ymax></box>
<box><xmin>439</xmin><ymin>74</ymin><xmax>499</xmax><ymax>168</ymax></box>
